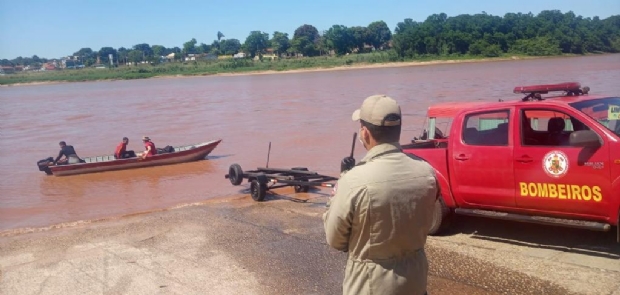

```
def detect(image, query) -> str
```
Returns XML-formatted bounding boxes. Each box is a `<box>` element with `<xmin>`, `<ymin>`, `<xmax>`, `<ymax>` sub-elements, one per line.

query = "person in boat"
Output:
<box><xmin>54</xmin><ymin>141</ymin><xmax>82</xmax><ymax>165</ymax></box>
<box><xmin>114</xmin><ymin>137</ymin><xmax>137</xmax><ymax>159</ymax></box>
<box><xmin>140</xmin><ymin>136</ymin><xmax>157</xmax><ymax>159</ymax></box>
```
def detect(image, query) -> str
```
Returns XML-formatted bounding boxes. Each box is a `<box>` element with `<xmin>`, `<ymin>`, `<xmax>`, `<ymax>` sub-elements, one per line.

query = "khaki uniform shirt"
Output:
<box><xmin>323</xmin><ymin>142</ymin><xmax>438</xmax><ymax>295</ymax></box>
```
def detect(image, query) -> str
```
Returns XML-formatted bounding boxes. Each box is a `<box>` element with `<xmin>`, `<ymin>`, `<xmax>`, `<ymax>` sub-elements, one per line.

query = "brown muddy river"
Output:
<box><xmin>1</xmin><ymin>54</ymin><xmax>619</xmax><ymax>232</ymax></box>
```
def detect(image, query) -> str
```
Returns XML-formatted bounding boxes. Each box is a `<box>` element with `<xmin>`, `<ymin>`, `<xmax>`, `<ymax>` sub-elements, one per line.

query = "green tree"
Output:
<box><xmin>132</xmin><ymin>43</ymin><xmax>153</xmax><ymax>57</ymax></box>
<box><xmin>367</xmin><ymin>21</ymin><xmax>392</xmax><ymax>49</ymax></box>
<box><xmin>271</xmin><ymin>31</ymin><xmax>290</xmax><ymax>56</ymax></box>
<box><xmin>196</xmin><ymin>43</ymin><xmax>211</xmax><ymax>54</ymax></box>
<box><xmin>290</xmin><ymin>36</ymin><xmax>316</xmax><ymax>56</ymax></box>
<box><xmin>210</xmin><ymin>40</ymin><xmax>221</xmax><ymax>54</ymax></box>
<box><xmin>183</xmin><ymin>38</ymin><xmax>197</xmax><ymax>55</ymax></box>
<box><xmin>152</xmin><ymin>45</ymin><xmax>167</xmax><ymax>57</ymax></box>
<box><xmin>350</xmin><ymin>26</ymin><xmax>371</xmax><ymax>52</ymax></box>
<box><xmin>324</xmin><ymin>25</ymin><xmax>354</xmax><ymax>55</ymax></box>
<box><xmin>509</xmin><ymin>37</ymin><xmax>561</xmax><ymax>56</ymax></box>
<box><xmin>98</xmin><ymin>47</ymin><xmax>117</xmax><ymax>65</ymax></box>
<box><xmin>220</xmin><ymin>39</ymin><xmax>241</xmax><ymax>55</ymax></box>
<box><xmin>169</xmin><ymin>47</ymin><xmax>182</xmax><ymax>61</ymax></box>
<box><xmin>292</xmin><ymin>24</ymin><xmax>320</xmax><ymax>56</ymax></box>
<box><xmin>73</xmin><ymin>48</ymin><xmax>95</xmax><ymax>66</ymax></box>
<box><xmin>13</xmin><ymin>56</ymin><xmax>24</xmax><ymax>66</ymax></box>
<box><xmin>244</xmin><ymin>31</ymin><xmax>270</xmax><ymax>57</ymax></box>
<box><xmin>127</xmin><ymin>50</ymin><xmax>143</xmax><ymax>63</ymax></box>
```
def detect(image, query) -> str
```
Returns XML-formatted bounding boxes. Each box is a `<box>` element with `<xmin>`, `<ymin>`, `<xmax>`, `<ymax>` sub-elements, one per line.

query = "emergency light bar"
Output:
<box><xmin>513</xmin><ymin>82</ymin><xmax>590</xmax><ymax>101</ymax></box>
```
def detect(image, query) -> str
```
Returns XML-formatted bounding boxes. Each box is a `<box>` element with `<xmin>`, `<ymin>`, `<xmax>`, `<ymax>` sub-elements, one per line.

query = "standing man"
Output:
<box><xmin>323</xmin><ymin>95</ymin><xmax>439</xmax><ymax>295</ymax></box>
<box><xmin>141</xmin><ymin>136</ymin><xmax>157</xmax><ymax>159</ymax></box>
<box><xmin>114</xmin><ymin>137</ymin><xmax>137</xmax><ymax>159</ymax></box>
<box><xmin>53</xmin><ymin>141</ymin><xmax>82</xmax><ymax>165</ymax></box>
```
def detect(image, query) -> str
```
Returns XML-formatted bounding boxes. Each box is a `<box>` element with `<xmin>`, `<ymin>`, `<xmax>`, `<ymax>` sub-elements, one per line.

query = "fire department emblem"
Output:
<box><xmin>542</xmin><ymin>150</ymin><xmax>569</xmax><ymax>178</ymax></box>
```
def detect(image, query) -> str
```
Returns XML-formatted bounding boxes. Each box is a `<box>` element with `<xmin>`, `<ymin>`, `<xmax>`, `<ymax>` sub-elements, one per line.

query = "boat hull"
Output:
<box><xmin>48</xmin><ymin>139</ymin><xmax>221</xmax><ymax>176</ymax></box>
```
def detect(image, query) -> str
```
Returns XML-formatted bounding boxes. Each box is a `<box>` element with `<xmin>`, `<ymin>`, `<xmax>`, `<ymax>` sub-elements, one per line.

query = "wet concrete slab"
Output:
<box><xmin>429</xmin><ymin>214</ymin><xmax>620</xmax><ymax>295</ymax></box>
<box><xmin>1</xmin><ymin>189</ymin><xmax>591</xmax><ymax>295</ymax></box>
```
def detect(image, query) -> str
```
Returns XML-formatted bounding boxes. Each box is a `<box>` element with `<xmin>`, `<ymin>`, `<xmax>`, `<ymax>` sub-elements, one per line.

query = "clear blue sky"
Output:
<box><xmin>1</xmin><ymin>0</ymin><xmax>618</xmax><ymax>59</ymax></box>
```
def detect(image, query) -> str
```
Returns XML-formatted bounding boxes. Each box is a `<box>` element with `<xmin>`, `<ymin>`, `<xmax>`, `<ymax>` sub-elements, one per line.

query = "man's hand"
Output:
<box><xmin>340</xmin><ymin>156</ymin><xmax>355</xmax><ymax>173</ymax></box>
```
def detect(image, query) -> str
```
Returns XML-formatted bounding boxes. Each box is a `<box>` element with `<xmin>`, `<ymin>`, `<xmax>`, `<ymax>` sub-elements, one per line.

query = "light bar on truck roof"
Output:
<box><xmin>513</xmin><ymin>82</ymin><xmax>590</xmax><ymax>102</ymax></box>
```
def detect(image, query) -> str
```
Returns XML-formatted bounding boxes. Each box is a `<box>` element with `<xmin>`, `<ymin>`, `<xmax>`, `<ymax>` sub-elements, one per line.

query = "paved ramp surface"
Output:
<box><xmin>4</xmin><ymin>189</ymin><xmax>612</xmax><ymax>295</ymax></box>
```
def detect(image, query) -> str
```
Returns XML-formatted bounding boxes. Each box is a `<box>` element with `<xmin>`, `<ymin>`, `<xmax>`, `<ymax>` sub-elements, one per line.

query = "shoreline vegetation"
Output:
<box><xmin>0</xmin><ymin>53</ymin><xmax>605</xmax><ymax>87</ymax></box>
<box><xmin>2</xmin><ymin>10</ymin><xmax>619</xmax><ymax>86</ymax></box>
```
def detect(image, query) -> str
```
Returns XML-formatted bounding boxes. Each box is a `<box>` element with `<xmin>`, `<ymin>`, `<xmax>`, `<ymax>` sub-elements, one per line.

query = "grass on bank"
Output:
<box><xmin>0</xmin><ymin>51</ymin><xmax>560</xmax><ymax>86</ymax></box>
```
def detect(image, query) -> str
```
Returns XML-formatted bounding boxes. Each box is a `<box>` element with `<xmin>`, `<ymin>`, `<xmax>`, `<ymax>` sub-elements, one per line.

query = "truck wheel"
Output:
<box><xmin>228</xmin><ymin>164</ymin><xmax>244</xmax><ymax>186</ymax></box>
<box><xmin>250</xmin><ymin>174</ymin><xmax>267</xmax><ymax>202</ymax></box>
<box><xmin>428</xmin><ymin>198</ymin><xmax>451</xmax><ymax>235</ymax></box>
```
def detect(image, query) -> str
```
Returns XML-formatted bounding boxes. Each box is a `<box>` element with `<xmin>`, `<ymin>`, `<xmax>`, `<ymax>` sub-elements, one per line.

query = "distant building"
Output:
<box><xmin>0</xmin><ymin>66</ymin><xmax>15</xmax><ymax>74</ymax></box>
<box><xmin>42</xmin><ymin>63</ymin><xmax>56</xmax><ymax>71</ymax></box>
<box><xmin>183</xmin><ymin>53</ymin><xmax>218</xmax><ymax>61</ymax></box>
<box><xmin>185</xmin><ymin>54</ymin><xmax>198</xmax><ymax>61</ymax></box>
<box><xmin>233</xmin><ymin>52</ymin><xmax>246</xmax><ymax>59</ymax></box>
<box><xmin>163</xmin><ymin>53</ymin><xmax>175</xmax><ymax>62</ymax></box>
<box><xmin>61</xmin><ymin>56</ymin><xmax>85</xmax><ymax>69</ymax></box>
<box><xmin>204</xmin><ymin>53</ymin><xmax>218</xmax><ymax>60</ymax></box>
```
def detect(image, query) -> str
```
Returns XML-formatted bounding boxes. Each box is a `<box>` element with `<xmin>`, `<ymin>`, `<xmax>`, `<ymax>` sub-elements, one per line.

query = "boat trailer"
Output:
<box><xmin>225</xmin><ymin>133</ymin><xmax>356</xmax><ymax>201</ymax></box>
<box><xmin>225</xmin><ymin>164</ymin><xmax>339</xmax><ymax>201</ymax></box>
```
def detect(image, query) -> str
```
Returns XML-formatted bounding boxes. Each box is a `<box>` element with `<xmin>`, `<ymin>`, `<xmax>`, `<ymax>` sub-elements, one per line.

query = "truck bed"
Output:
<box><xmin>402</xmin><ymin>140</ymin><xmax>454</xmax><ymax>206</ymax></box>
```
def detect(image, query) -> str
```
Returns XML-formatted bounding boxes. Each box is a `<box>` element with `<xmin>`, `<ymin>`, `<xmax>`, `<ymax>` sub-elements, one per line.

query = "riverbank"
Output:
<box><xmin>0</xmin><ymin>52</ymin><xmax>572</xmax><ymax>87</ymax></box>
<box><xmin>4</xmin><ymin>190</ymin><xmax>612</xmax><ymax>295</ymax></box>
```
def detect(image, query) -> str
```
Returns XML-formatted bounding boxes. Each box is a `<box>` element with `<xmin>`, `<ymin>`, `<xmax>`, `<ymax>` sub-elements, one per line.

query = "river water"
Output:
<box><xmin>1</xmin><ymin>54</ymin><xmax>619</xmax><ymax>232</ymax></box>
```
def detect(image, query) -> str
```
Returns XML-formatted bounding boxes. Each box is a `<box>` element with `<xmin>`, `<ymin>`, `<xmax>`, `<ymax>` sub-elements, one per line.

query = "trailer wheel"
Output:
<box><xmin>250</xmin><ymin>174</ymin><xmax>267</xmax><ymax>202</ymax></box>
<box><xmin>292</xmin><ymin>167</ymin><xmax>310</xmax><ymax>193</ymax></box>
<box><xmin>228</xmin><ymin>164</ymin><xmax>244</xmax><ymax>186</ymax></box>
<box><xmin>428</xmin><ymin>197</ymin><xmax>451</xmax><ymax>235</ymax></box>
<box><xmin>294</xmin><ymin>185</ymin><xmax>310</xmax><ymax>193</ymax></box>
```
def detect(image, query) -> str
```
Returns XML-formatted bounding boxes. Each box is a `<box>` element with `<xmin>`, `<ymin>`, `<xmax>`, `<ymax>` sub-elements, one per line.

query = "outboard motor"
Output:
<box><xmin>156</xmin><ymin>145</ymin><xmax>175</xmax><ymax>154</ymax></box>
<box><xmin>37</xmin><ymin>157</ymin><xmax>54</xmax><ymax>175</ymax></box>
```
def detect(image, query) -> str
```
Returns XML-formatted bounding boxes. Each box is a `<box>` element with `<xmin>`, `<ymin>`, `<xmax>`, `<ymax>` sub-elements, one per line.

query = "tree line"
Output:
<box><xmin>1</xmin><ymin>10</ymin><xmax>619</xmax><ymax>68</ymax></box>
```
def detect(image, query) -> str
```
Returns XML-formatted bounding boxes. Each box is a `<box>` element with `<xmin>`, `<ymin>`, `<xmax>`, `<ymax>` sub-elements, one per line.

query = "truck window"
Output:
<box><xmin>520</xmin><ymin>109</ymin><xmax>591</xmax><ymax>146</ymax></box>
<box><xmin>462</xmin><ymin>110</ymin><xmax>510</xmax><ymax>146</ymax></box>
<box><xmin>569</xmin><ymin>97</ymin><xmax>620</xmax><ymax>137</ymax></box>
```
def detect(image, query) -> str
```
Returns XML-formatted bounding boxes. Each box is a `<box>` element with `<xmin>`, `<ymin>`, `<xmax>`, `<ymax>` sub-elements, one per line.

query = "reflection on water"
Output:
<box><xmin>1</xmin><ymin>54</ymin><xmax>619</xmax><ymax>231</ymax></box>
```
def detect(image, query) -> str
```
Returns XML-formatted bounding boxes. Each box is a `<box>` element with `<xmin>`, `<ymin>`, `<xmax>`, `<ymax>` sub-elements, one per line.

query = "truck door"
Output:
<box><xmin>449</xmin><ymin>108</ymin><xmax>516</xmax><ymax>208</ymax></box>
<box><xmin>513</xmin><ymin>107</ymin><xmax>611</xmax><ymax>217</ymax></box>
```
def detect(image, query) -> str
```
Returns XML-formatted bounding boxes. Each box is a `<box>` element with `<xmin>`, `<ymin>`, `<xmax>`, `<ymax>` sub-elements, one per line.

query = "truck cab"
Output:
<box><xmin>402</xmin><ymin>82</ymin><xmax>620</xmax><ymax>241</ymax></box>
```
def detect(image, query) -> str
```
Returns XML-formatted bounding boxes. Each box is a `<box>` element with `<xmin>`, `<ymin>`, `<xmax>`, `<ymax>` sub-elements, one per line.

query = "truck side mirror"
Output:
<box><xmin>569</xmin><ymin>130</ymin><xmax>601</xmax><ymax>148</ymax></box>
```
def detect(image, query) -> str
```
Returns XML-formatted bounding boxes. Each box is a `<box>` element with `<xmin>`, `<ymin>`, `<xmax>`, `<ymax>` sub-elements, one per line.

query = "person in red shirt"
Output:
<box><xmin>114</xmin><ymin>137</ymin><xmax>137</xmax><ymax>159</ymax></box>
<box><xmin>141</xmin><ymin>136</ymin><xmax>157</xmax><ymax>159</ymax></box>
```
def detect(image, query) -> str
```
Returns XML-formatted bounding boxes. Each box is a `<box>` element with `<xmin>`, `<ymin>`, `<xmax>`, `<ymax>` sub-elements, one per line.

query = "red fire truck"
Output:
<box><xmin>402</xmin><ymin>82</ymin><xmax>620</xmax><ymax>242</ymax></box>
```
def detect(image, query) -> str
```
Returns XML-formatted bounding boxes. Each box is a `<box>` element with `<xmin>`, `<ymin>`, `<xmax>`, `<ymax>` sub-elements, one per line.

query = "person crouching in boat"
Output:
<box><xmin>54</xmin><ymin>141</ymin><xmax>83</xmax><ymax>165</ymax></box>
<box><xmin>140</xmin><ymin>136</ymin><xmax>157</xmax><ymax>159</ymax></box>
<box><xmin>114</xmin><ymin>137</ymin><xmax>137</xmax><ymax>159</ymax></box>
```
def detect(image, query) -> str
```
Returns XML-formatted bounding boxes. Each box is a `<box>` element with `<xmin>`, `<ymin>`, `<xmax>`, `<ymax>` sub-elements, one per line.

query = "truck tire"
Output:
<box><xmin>428</xmin><ymin>198</ymin><xmax>451</xmax><ymax>235</ymax></box>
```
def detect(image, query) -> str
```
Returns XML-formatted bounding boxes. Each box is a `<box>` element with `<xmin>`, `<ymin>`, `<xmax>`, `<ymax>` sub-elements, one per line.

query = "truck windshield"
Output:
<box><xmin>569</xmin><ymin>97</ymin><xmax>620</xmax><ymax>137</ymax></box>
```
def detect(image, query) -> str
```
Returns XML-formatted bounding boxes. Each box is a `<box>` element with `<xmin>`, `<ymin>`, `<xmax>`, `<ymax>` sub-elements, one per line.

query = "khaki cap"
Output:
<box><xmin>351</xmin><ymin>95</ymin><xmax>402</xmax><ymax>126</ymax></box>
<box><xmin>142</xmin><ymin>136</ymin><xmax>151</xmax><ymax>141</ymax></box>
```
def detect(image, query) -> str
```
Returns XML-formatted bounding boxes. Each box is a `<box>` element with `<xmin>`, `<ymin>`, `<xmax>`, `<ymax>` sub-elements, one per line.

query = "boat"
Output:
<box><xmin>37</xmin><ymin>139</ymin><xmax>222</xmax><ymax>176</ymax></box>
